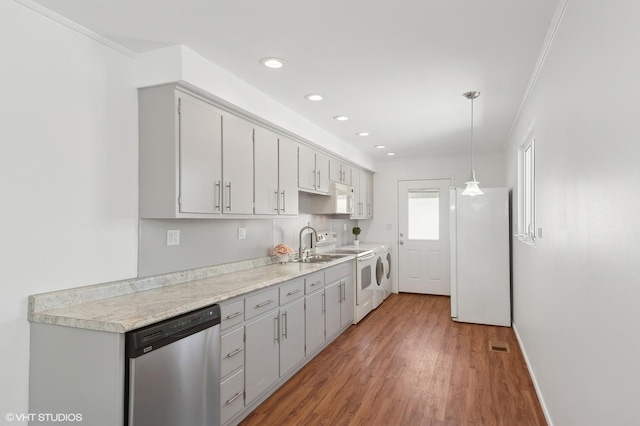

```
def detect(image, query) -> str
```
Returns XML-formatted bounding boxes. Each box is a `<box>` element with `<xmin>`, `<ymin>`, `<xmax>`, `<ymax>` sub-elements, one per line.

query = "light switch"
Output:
<box><xmin>237</xmin><ymin>227</ymin><xmax>246</xmax><ymax>240</ymax></box>
<box><xmin>167</xmin><ymin>230</ymin><xmax>180</xmax><ymax>246</ymax></box>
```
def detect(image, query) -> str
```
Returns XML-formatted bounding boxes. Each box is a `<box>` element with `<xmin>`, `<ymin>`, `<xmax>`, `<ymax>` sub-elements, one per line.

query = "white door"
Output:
<box><xmin>398</xmin><ymin>179</ymin><xmax>451</xmax><ymax>295</ymax></box>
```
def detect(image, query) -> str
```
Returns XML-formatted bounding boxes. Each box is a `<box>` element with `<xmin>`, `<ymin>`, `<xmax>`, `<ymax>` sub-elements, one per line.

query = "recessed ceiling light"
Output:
<box><xmin>333</xmin><ymin>116</ymin><xmax>349</xmax><ymax>121</ymax></box>
<box><xmin>305</xmin><ymin>94</ymin><xmax>324</xmax><ymax>101</ymax></box>
<box><xmin>375</xmin><ymin>145</ymin><xmax>386</xmax><ymax>149</ymax></box>
<box><xmin>386</xmin><ymin>152</ymin><xmax>396</xmax><ymax>156</ymax></box>
<box><xmin>356</xmin><ymin>132</ymin><xmax>370</xmax><ymax>137</ymax></box>
<box><xmin>260</xmin><ymin>57</ymin><xmax>284</xmax><ymax>69</ymax></box>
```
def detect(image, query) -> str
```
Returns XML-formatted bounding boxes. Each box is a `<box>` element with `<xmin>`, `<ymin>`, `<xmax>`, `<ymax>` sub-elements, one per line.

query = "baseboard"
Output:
<box><xmin>512</xmin><ymin>323</ymin><xmax>553</xmax><ymax>426</ymax></box>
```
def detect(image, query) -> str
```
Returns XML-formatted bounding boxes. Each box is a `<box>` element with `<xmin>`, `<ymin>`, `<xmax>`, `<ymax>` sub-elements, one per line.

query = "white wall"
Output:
<box><xmin>362</xmin><ymin>152</ymin><xmax>505</xmax><ymax>292</ymax></box>
<box><xmin>0</xmin><ymin>1</ymin><xmax>138</xmax><ymax>416</ymax></box>
<box><xmin>505</xmin><ymin>1</ymin><xmax>640</xmax><ymax>424</ymax></box>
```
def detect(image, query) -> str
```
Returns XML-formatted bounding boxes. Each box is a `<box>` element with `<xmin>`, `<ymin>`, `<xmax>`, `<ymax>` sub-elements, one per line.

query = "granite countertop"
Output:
<box><xmin>28</xmin><ymin>256</ymin><xmax>354</xmax><ymax>333</ymax></box>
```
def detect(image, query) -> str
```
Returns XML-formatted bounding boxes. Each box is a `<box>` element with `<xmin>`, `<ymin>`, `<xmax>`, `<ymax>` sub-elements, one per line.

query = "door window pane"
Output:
<box><xmin>408</xmin><ymin>189</ymin><xmax>439</xmax><ymax>240</ymax></box>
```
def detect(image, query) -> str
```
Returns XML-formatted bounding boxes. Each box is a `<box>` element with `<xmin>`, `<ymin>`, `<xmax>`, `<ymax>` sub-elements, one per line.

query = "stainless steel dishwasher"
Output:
<box><xmin>125</xmin><ymin>304</ymin><xmax>221</xmax><ymax>426</ymax></box>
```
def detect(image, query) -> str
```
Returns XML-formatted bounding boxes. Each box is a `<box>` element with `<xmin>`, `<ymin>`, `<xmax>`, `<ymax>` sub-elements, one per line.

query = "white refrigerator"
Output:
<box><xmin>450</xmin><ymin>187</ymin><xmax>511</xmax><ymax>327</ymax></box>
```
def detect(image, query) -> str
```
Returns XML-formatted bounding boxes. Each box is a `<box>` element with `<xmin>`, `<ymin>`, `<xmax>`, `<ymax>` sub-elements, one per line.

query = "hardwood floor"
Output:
<box><xmin>240</xmin><ymin>294</ymin><xmax>546</xmax><ymax>426</ymax></box>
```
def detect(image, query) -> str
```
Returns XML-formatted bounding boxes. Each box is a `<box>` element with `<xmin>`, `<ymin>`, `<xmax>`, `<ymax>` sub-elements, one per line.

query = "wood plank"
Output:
<box><xmin>240</xmin><ymin>294</ymin><xmax>546</xmax><ymax>425</ymax></box>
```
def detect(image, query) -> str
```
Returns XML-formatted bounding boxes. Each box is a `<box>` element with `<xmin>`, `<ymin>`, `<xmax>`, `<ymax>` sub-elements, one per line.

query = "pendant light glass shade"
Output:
<box><xmin>462</xmin><ymin>171</ymin><xmax>484</xmax><ymax>196</ymax></box>
<box><xmin>462</xmin><ymin>91</ymin><xmax>483</xmax><ymax>196</ymax></box>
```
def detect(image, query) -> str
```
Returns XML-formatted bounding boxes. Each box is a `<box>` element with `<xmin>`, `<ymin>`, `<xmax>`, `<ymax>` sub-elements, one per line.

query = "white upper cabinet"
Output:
<box><xmin>222</xmin><ymin>113</ymin><xmax>254</xmax><ymax>215</ymax></box>
<box><xmin>329</xmin><ymin>159</ymin><xmax>352</xmax><ymax>186</ymax></box>
<box><xmin>278</xmin><ymin>137</ymin><xmax>299</xmax><ymax>215</ymax></box>
<box><xmin>298</xmin><ymin>145</ymin><xmax>330</xmax><ymax>194</ymax></box>
<box><xmin>178</xmin><ymin>93</ymin><xmax>223</xmax><ymax>214</ymax></box>
<box><xmin>253</xmin><ymin>126</ymin><xmax>279</xmax><ymax>215</ymax></box>
<box><xmin>139</xmin><ymin>85</ymin><xmax>225</xmax><ymax>218</ymax></box>
<box><xmin>139</xmin><ymin>83</ymin><xmax>369</xmax><ymax>219</ymax></box>
<box><xmin>254</xmin><ymin>129</ymin><xmax>298</xmax><ymax>216</ymax></box>
<box><xmin>139</xmin><ymin>84</ymin><xmax>254</xmax><ymax>218</ymax></box>
<box><xmin>351</xmin><ymin>169</ymin><xmax>374</xmax><ymax>219</ymax></box>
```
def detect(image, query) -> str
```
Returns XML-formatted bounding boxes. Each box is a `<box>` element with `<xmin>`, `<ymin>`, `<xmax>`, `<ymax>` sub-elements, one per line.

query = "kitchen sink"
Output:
<box><xmin>291</xmin><ymin>254</ymin><xmax>350</xmax><ymax>263</ymax></box>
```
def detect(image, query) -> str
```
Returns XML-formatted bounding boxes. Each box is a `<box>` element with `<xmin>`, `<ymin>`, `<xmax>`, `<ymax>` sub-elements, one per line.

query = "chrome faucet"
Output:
<box><xmin>298</xmin><ymin>223</ymin><xmax>318</xmax><ymax>259</ymax></box>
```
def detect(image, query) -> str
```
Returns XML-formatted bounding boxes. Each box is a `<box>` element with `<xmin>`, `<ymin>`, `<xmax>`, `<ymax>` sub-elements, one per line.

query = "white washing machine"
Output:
<box><xmin>380</xmin><ymin>245</ymin><xmax>392</xmax><ymax>300</ymax></box>
<box><xmin>353</xmin><ymin>242</ymin><xmax>390</xmax><ymax>310</ymax></box>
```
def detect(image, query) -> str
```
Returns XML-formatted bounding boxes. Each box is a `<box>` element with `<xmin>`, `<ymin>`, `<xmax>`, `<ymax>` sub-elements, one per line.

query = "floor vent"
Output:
<box><xmin>489</xmin><ymin>341</ymin><xmax>510</xmax><ymax>353</ymax></box>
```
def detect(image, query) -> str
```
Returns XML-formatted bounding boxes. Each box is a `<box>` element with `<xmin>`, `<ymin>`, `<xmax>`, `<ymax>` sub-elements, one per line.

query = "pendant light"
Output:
<box><xmin>461</xmin><ymin>91</ymin><xmax>483</xmax><ymax>196</ymax></box>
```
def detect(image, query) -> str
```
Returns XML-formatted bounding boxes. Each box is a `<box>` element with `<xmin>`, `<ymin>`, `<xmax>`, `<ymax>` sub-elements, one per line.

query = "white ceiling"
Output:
<box><xmin>30</xmin><ymin>0</ymin><xmax>559</xmax><ymax>159</ymax></box>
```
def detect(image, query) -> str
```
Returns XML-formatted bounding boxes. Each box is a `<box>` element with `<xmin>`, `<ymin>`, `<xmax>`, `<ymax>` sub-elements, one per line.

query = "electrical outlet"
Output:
<box><xmin>343</xmin><ymin>223</ymin><xmax>347</xmax><ymax>231</ymax></box>
<box><xmin>167</xmin><ymin>230</ymin><xmax>180</xmax><ymax>246</ymax></box>
<box><xmin>237</xmin><ymin>227</ymin><xmax>246</xmax><ymax>240</ymax></box>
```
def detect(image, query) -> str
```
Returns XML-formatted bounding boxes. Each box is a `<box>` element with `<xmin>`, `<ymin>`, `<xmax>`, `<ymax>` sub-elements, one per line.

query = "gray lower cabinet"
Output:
<box><xmin>278</xmin><ymin>298</ymin><xmax>305</xmax><ymax>376</ymax></box>
<box><xmin>305</xmin><ymin>289</ymin><xmax>325</xmax><ymax>356</ymax></box>
<box><xmin>341</xmin><ymin>274</ymin><xmax>355</xmax><ymax>327</ymax></box>
<box><xmin>244</xmin><ymin>279</ymin><xmax>306</xmax><ymax>406</ymax></box>
<box><xmin>245</xmin><ymin>309</ymin><xmax>280</xmax><ymax>404</ymax></box>
<box><xmin>224</xmin><ymin>262</ymin><xmax>354</xmax><ymax>425</ymax></box>
<box><xmin>325</xmin><ymin>280</ymin><xmax>341</xmax><ymax>339</ymax></box>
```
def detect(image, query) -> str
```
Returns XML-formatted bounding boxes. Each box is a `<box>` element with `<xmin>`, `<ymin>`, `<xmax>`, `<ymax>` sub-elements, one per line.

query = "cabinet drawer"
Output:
<box><xmin>221</xmin><ymin>327</ymin><xmax>244</xmax><ymax>378</ymax></box>
<box><xmin>221</xmin><ymin>299</ymin><xmax>244</xmax><ymax>331</ymax></box>
<box><xmin>325</xmin><ymin>261</ymin><xmax>354</xmax><ymax>284</ymax></box>
<box><xmin>279</xmin><ymin>278</ymin><xmax>305</xmax><ymax>305</ymax></box>
<box><xmin>304</xmin><ymin>271</ymin><xmax>325</xmax><ymax>294</ymax></box>
<box><xmin>245</xmin><ymin>288</ymin><xmax>279</xmax><ymax>320</ymax></box>
<box><xmin>220</xmin><ymin>369</ymin><xmax>244</xmax><ymax>425</ymax></box>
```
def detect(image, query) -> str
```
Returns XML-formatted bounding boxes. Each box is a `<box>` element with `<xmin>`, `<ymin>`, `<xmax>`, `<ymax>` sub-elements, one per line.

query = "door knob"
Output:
<box><xmin>399</xmin><ymin>241</ymin><xmax>404</xmax><ymax>245</ymax></box>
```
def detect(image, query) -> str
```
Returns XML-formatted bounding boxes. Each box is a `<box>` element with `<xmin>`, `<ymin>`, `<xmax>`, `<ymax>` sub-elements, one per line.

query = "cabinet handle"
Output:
<box><xmin>256</xmin><ymin>299</ymin><xmax>274</xmax><ymax>308</ymax></box>
<box><xmin>311</xmin><ymin>280</ymin><xmax>322</xmax><ymax>287</ymax></box>
<box><xmin>282</xmin><ymin>311</ymin><xmax>288</xmax><ymax>339</ymax></box>
<box><xmin>226</xmin><ymin>311</ymin><xmax>242</xmax><ymax>320</ymax></box>
<box><xmin>226</xmin><ymin>182</ymin><xmax>232</xmax><ymax>210</ymax></box>
<box><xmin>274</xmin><ymin>316</ymin><xmax>280</xmax><ymax>343</ymax></box>
<box><xmin>340</xmin><ymin>282</ymin><xmax>345</xmax><ymax>302</ymax></box>
<box><xmin>226</xmin><ymin>391</ymin><xmax>244</xmax><ymax>405</ymax></box>
<box><xmin>281</xmin><ymin>190</ymin><xmax>286</xmax><ymax>213</ymax></box>
<box><xmin>286</xmin><ymin>288</ymin><xmax>301</xmax><ymax>296</ymax></box>
<box><xmin>215</xmin><ymin>181</ymin><xmax>221</xmax><ymax>211</ymax></box>
<box><xmin>274</xmin><ymin>190</ymin><xmax>280</xmax><ymax>212</ymax></box>
<box><xmin>322</xmin><ymin>292</ymin><xmax>326</xmax><ymax>313</ymax></box>
<box><xmin>226</xmin><ymin>347</ymin><xmax>244</xmax><ymax>358</ymax></box>
<box><xmin>317</xmin><ymin>170</ymin><xmax>321</xmax><ymax>189</ymax></box>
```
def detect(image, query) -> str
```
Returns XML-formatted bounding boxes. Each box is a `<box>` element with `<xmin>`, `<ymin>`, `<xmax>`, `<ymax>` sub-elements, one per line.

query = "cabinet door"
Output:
<box><xmin>341</xmin><ymin>275</ymin><xmax>355</xmax><ymax>327</ymax></box>
<box><xmin>305</xmin><ymin>290</ymin><xmax>325</xmax><ymax>356</ymax></box>
<box><xmin>351</xmin><ymin>169</ymin><xmax>362</xmax><ymax>219</ymax></box>
<box><xmin>278</xmin><ymin>137</ymin><xmax>299</xmax><ymax>215</ymax></box>
<box><xmin>315</xmin><ymin>151</ymin><xmax>330</xmax><ymax>193</ymax></box>
<box><xmin>254</xmin><ymin>126</ymin><xmax>279</xmax><ymax>215</ymax></box>
<box><xmin>342</xmin><ymin>163</ymin><xmax>352</xmax><ymax>186</ymax></box>
<box><xmin>365</xmin><ymin>171</ymin><xmax>373</xmax><ymax>218</ymax></box>
<box><xmin>279</xmin><ymin>299</ymin><xmax>305</xmax><ymax>377</ymax></box>
<box><xmin>329</xmin><ymin>159</ymin><xmax>342</xmax><ymax>183</ymax></box>
<box><xmin>329</xmin><ymin>159</ymin><xmax>352</xmax><ymax>186</ymax></box>
<box><xmin>245</xmin><ymin>312</ymin><xmax>279</xmax><ymax>404</ymax></box>
<box><xmin>222</xmin><ymin>113</ymin><xmax>254</xmax><ymax>214</ymax></box>
<box><xmin>178</xmin><ymin>93</ymin><xmax>222</xmax><ymax>214</ymax></box>
<box><xmin>298</xmin><ymin>145</ymin><xmax>317</xmax><ymax>191</ymax></box>
<box><xmin>325</xmin><ymin>281</ymin><xmax>341</xmax><ymax>339</ymax></box>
